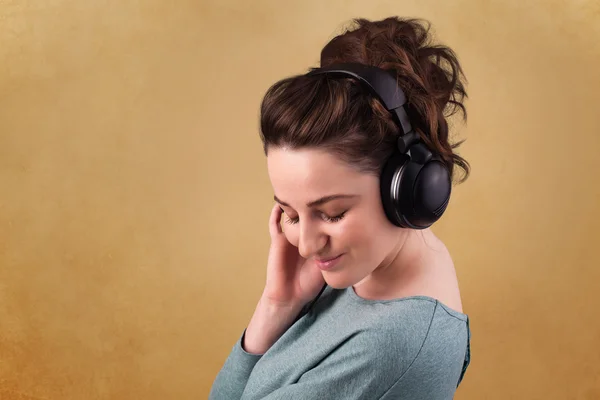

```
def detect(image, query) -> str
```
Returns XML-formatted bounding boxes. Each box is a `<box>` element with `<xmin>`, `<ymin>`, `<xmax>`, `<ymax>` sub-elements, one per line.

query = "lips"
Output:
<box><xmin>314</xmin><ymin>254</ymin><xmax>344</xmax><ymax>271</ymax></box>
<box><xmin>315</xmin><ymin>255</ymin><xmax>341</xmax><ymax>263</ymax></box>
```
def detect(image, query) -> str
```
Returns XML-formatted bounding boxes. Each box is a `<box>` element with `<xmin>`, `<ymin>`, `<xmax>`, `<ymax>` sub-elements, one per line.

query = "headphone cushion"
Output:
<box><xmin>379</xmin><ymin>152</ymin><xmax>409</xmax><ymax>227</ymax></box>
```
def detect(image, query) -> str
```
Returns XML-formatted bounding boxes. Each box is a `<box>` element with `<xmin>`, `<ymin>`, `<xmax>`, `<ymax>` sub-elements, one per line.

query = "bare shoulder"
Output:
<box><xmin>382</xmin><ymin>231</ymin><xmax>464</xmax><ymax>314</ymax></box>
<box><xmin>419</xmin><ymin>233</ymin><xmax>464</xmax><ymax>314</ymax></box>
<box><xmin>362</xmin><ymin>230</ymin><xmax>465</xmax><ymax>315</ymax></box>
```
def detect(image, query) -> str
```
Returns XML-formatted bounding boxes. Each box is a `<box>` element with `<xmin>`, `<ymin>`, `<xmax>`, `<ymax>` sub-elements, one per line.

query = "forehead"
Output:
<box><xmin>266</xmin><ymin>147</ymin><xmax>369</xmax><ymax>204</ymax></box>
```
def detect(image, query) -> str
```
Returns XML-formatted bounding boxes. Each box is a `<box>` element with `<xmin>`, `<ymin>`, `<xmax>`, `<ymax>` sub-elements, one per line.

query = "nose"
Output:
<box><xmin>298</xmin><ymin>220</ymin><xmax>327</xmax><ymax>259</ymax></box>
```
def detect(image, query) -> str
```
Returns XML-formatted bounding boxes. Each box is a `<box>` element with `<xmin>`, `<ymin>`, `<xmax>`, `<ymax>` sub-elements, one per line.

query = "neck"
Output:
<box><xmin>353</xmin><ymin>228</ymin><xmax>441</xmax><ymax>299</ymax></box>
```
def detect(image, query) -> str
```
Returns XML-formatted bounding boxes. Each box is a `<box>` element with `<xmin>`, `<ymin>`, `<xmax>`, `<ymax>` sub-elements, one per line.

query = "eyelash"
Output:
<box><xmin>284</xmin><ymin>211</ymin><xmax>347</xmax><ymax>225</ymax></box>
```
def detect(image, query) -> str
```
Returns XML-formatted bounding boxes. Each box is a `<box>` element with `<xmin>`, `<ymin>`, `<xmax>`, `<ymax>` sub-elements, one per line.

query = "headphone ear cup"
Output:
<box><xmin>399</xmin><ymin>158</ymin><xmax>451</xmax><ymax>229</ymax></box>
<box><xmin>380</xmin><ymin>152</ymin><xmax>452</xmax><ymax>229</ymax></box>
<box><xmin>411</xmin><ymin>159</ymin><xmax>452</xmax><ymax>226</ymax></box>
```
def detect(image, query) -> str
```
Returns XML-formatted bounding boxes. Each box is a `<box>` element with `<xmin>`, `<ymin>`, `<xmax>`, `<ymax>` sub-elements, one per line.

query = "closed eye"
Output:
<box><xmin>285</xmin><ymin>216</ymin><xmax>299</xmax><ymax>225</ymax></box>
<box><xmin>323</xmin><ymin>212</ymin><xmax>346</xmax><ymax>223</ymax></box>
<box><xmin>282</xmin><ymin>209</ymin><xmax>346</xmax><ymax>225</ymax></box>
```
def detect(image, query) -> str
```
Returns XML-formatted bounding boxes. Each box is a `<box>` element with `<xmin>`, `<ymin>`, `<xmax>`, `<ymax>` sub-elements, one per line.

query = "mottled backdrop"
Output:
<box><xmin>1</xmin><ymin>0</ymin><xmax>599</xmax><ymax>399</ymax></box>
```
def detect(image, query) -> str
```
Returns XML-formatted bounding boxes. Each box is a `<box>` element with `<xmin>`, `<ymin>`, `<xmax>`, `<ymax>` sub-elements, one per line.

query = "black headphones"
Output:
<box><xmin>306</xmin><ymin>63</ymin><xmax>452</xmax><ymax>229</ymax></box>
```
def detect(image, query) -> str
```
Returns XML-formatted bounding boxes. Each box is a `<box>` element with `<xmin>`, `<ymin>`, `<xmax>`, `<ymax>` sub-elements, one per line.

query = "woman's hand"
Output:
<box><xmin>242</xmin><ymin>204</ymin><xmax>327</xmax><ymax>354</ymax></box>
<box><xmin>261</xmin><ymin>203</ymin><xmax>326</xmax><ymax>309</ymax></box>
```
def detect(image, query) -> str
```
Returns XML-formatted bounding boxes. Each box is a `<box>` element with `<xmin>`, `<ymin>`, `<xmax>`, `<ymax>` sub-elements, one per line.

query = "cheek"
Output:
<box><xmin>335</xmin><ymin>216</ymin><xmax>389</xmax><ymax>262</ymax></box>
<box><xmin>334</xmin><ymin>219</ymin><xmax>370</xmax><ymax>248</ymax></box>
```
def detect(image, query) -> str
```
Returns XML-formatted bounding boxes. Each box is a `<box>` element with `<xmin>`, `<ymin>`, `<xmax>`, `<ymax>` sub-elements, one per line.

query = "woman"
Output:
<box><xmin>209</xmin><ymin>16</ymin><xmax>471</xmax><ymax>399</ymax></box>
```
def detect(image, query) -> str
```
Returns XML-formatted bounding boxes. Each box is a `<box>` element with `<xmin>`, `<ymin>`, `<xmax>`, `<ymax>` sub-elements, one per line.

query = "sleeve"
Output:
<box><xmin>377</xmin><ymin>315</ymin><xmax>470</xmax><ymax>400</ymax></box>
<box><xmin>253</xmin><ymin>316</ymin><xmax>466</xmax><ymax>400</ymax></box>
<box><xmin>256</xmin><ymin>331</ymin><xmax>414</xmax><ymax>400</ymax></box>
<box><xmin>208</xmin><ymin>329</ymin><xmax>263</xmax><ymax>400</ymax></box>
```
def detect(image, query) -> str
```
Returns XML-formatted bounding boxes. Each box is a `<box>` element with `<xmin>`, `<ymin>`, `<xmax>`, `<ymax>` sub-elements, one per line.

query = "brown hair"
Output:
<box><xmin>259</xmin><ymin>16</ymin><xmax>470</xmax><ymax>183</ymax></box>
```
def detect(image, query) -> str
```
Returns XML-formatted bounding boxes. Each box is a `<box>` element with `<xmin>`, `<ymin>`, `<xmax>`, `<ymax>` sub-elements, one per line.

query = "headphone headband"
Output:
<box><xmin>307</xmin><ymin>63</ymin><xmax>414</xmax><ymax>144</ymax></box>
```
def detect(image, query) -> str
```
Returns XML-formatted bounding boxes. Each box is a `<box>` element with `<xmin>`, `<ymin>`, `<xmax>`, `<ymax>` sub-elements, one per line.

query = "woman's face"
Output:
<box><xmin>267</xmin><ymin>146</ymin><xmax>404</xmax><ymax>289</ymax></box>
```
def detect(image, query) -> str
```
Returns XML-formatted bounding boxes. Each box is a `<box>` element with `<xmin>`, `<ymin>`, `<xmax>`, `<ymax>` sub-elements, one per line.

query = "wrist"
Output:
<box><xmin>259</xmin><ymin>293</ymin><xmax>305</xmax><ymax>313</ymax></box>
<box><xmin>243</xmin><ymin>296</ymin><xmax>303</xmax><ymax>355</ymax></box>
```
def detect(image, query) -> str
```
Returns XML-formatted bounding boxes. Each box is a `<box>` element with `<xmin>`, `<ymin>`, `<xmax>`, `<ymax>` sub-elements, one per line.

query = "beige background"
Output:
<box><xmin>1</xmin><ymin>0</ymin><xmax>599</xmax><ymax>399</ymax></box>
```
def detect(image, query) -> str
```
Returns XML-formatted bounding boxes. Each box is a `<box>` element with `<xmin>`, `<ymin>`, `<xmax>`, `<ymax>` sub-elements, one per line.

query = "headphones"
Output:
<box><xmin>306</xmin><ymin>63</ymin><xmax>452</xmax><ymax>229</ymax></box>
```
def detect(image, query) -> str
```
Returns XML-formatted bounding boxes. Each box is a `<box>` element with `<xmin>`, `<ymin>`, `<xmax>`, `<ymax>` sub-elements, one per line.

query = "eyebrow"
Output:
<box><xmin>274</xmin><ymin>194</ymin><xmax>358</xmax><ymax>208</ymax></box>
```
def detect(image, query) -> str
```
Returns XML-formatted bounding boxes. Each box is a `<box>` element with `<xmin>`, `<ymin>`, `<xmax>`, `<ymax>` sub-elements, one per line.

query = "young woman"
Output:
<box><xmin>210</xmin><ymin>16</ymin><xmax>471</xmax><ymax>399</ymax></box>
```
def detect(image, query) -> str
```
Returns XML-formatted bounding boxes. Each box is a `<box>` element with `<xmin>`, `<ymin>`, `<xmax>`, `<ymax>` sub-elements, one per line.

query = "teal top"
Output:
<box><xmin>209</xmin><ymin>285</ymin><xmax>471</xmax><ymax>400</ymax></box>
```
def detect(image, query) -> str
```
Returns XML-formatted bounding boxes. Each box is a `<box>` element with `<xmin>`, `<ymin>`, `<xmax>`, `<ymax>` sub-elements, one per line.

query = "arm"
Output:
<box><xmin>208</xmin><ymin>296</ymin><xmax>305</xmax><ymax>400</ymax></box>
<box><xmin>256</xmin><ymin>331</ymin><xmax>406</xmax><ymax>400</ymax></box>
<box><xmin>207</xmin><ymin>329</ymin><xmax>262</xmax><ymax>400</ymax></box>
<box><xmin>255</xmin><ymin>324</ymin><xmax>463</xmax><ymax>400</ymax></box>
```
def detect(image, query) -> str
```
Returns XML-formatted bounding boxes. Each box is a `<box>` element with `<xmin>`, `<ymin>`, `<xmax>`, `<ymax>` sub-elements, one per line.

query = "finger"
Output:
<box><xmin>269</xmin><ymin>203</ymin><xmax>283</xmax><ymax>238</ymax></box>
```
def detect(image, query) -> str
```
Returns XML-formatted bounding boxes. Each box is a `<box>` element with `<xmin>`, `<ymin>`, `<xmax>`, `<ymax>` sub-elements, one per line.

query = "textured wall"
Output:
<box><xmin>1</xmin><ymin>0</ymin><xmax>598</xmax><ymax>399</ymax></box>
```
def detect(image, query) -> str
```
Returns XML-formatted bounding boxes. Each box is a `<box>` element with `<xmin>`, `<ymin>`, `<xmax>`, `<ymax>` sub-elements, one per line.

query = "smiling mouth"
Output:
<box><xmin>314</xmin><ymin>254</ymin><xmax>344</xmax><ymax>271</ymax></box>
<box><xmin>315</xmin><ymin>254</ymin><xmax>341</xmax><ymax>262</ymax></box>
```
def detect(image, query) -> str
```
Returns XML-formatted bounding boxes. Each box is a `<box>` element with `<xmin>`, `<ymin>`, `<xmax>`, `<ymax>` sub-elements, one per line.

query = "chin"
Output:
<box><xmin>321</xmin><ymin>271</ymin><xmax>367</xmax><ymax>290</ymax></box>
